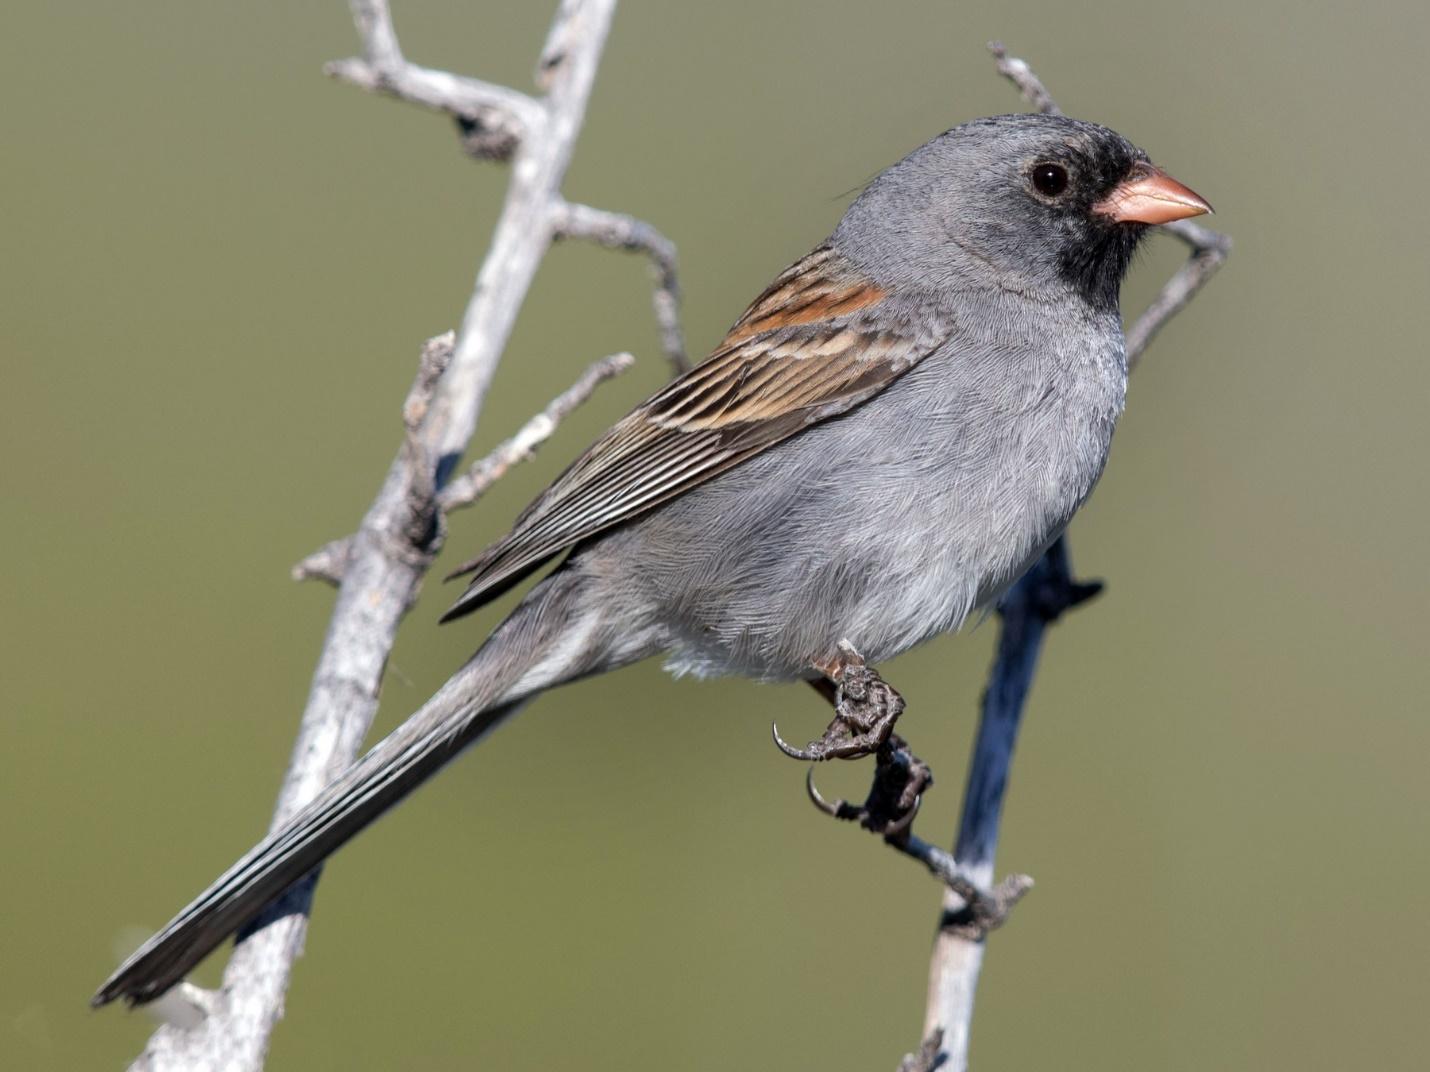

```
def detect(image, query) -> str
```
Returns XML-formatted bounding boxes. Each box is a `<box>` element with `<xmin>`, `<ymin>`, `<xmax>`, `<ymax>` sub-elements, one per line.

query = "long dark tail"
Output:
<box><xmin>93</xmin><ymin>569</ymin><xmax>652</xmax><ymax>1008</ymax></box>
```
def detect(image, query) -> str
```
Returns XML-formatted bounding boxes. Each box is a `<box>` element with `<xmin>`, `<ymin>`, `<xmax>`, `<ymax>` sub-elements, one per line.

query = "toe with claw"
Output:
<box><xmin>772</xmin><ymin>641</ymin><xmax>907</xmax><ymax>762</ymax></box>
<box><xmin>805</xmin><ymin>733</ymin><xmax>932</xmax><ymax>838</ymax></box>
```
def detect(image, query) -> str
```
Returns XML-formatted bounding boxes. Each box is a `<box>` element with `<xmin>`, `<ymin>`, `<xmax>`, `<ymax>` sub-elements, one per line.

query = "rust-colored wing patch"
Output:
<box><xmin>724</xmin><ymin>247</ymin><xmax>888</xmax><ymax>343</ymax></box>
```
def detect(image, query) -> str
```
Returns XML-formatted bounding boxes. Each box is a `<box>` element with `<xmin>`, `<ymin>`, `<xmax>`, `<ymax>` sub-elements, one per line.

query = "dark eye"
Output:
<box><xmin>1032</xmin><ymin>163</ymin><xmax>1069</xmax><ymax>196</ymax></box>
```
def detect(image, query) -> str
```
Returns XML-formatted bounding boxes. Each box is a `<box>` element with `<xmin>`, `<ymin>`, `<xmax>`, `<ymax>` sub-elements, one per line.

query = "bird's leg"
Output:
<box><xmin>775</xmin><ymin>642</ymin><xmax>931</xmax><ymax>836</ymax></box>
<box><xmin>771</xmin><ymin>640</ymin><xmax>906</xmax><ymax>761</ymax></box>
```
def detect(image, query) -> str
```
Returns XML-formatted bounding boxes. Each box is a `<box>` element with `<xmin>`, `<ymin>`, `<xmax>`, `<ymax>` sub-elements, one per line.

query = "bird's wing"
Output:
<box><xmin>440</xmin><ymin>246</ymin><xmax>947</xmax><ymax>622</ymax></box>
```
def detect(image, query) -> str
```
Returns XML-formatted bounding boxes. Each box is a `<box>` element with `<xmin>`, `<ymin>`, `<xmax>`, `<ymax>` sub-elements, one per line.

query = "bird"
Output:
<box><xmin>93</xmin><ymin>112</ymin><xmax>1210</xmax><ymax>1007</ymax></box>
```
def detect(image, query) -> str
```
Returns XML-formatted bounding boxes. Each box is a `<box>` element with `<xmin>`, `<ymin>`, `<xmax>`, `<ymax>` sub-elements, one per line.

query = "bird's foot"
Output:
<box><xmin>772</xmin><ymin>641</ymin><xmax>906</xmax><ymax>761</ymax></box>
<box><xmin>805</xmin><ymin>733</ymin><xmax>932</xmax><ymax>838</ymax></box>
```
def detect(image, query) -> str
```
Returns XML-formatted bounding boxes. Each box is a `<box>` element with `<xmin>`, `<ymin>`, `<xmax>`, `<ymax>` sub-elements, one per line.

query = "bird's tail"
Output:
<box><xmin>93</xmin><ymin>567</ymin><xmax>653</xmax><ymax>1008</ymax></box>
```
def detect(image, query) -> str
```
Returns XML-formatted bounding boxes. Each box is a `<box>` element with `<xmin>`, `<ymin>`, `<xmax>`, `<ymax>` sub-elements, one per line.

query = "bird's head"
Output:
<box><xmin>833</xmin><ymin>113</ymin><xmax>1211</xmax><ymax>312</ymax></box>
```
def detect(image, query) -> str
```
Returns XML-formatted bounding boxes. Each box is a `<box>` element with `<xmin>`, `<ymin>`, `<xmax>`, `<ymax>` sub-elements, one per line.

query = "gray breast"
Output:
<box><xmin>589</xmin><ymin>293</ymin><xmax>1127</xmax><ymax>682</ymax></box>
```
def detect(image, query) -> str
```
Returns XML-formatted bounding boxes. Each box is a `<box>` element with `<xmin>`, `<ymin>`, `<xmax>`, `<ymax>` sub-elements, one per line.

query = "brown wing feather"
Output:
<box><xmin>440</xmin><ymin>246</ymin><xmax>944</xmax><ymax>623</ymax></box>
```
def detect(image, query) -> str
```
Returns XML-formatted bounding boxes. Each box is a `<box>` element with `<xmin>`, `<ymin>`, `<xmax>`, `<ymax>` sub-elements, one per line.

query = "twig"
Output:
<box><xmin>119</xmin><ymin>3</ymin><xmax>681</xmax><ymax>1069</ymax></box>
<box><xmin>439</xmin><ymin>351</ymin><xmax>635</xmax><ymax>510</ymax></box>
<box><xmin>290</xmin><ymin>538</ymin><xmax>350</xmax><ymax>586</ymax></box>
<box><xmin>1124</xmin><ymin>217</ymin><xmax>1232</xmax><ymax>369</ymax></box>
<box><xmin>914</xmin><ymin>48</ymin><xmax>1232</xmax><ymax>1072</ymax></box>
<box><xmin>552</xmin><ymin>201</ymin><xmax>688</xmax><ymax>372</ymax></box>
<box><xmin>988</xmin><ymin>41</ymin><xmax>1062</xmax><ymax>117</ymax></box>
<box><xmin>324</xmin><ymin>0</ymin><xmax>539</xmax><ymax>160</ymax></box>
<box><xmin>897</xmin><ymin>1029</ymin><xmax>946</xmax><ymax>1072</ymax></box>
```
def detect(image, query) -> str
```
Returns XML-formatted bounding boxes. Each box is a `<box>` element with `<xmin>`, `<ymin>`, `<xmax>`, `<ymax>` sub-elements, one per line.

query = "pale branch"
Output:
<box><xmin>439</xmin><ymin>351</ymin><xmax>635</xmax><ymax>511</ymax></box>
<box><xmin>911</xmin><ymin>48</ymin><xmax>1231</xmax><ymax>1072</ymax></box>
<box><xmin>1125</xmin><ymin>217</ymin><xmax>1232</xmax><ymax>369</ymax></box>
<box><xmin>324</xmin><ymin>0</ymin><xmax>539</xmax><ymax>159</ymax></box>
<box><xmin>552</xmin><ymin>200</ymin><xmax>688</xmax><ymax>372</ymax></box>
<box><xmin>802</xmin><ymin>760</ymin><xmax>1035</xmax><ymax>933</ymax></box>
<box><xmin>900</xmin><ymin>836</ymin><xmax>1035</xmax><ymax>940</ymax></box>
<box><xmin>400</xmin><ymin>330</ymin><xmax>457</xmax><ymax>441</ymax></box>
<box><xmin>290</xmin><ymin>538</ymin><xmax>350</xmax><ymax>587</ymax></box>
<box><xmin>120</xmin><ymin>2</ymin><xmax>663</xmax><ymax>1069</ymax></box>
<box><xmin>292</xmin><ymin>343</ymin><xmax>633</xmax><ymax>581</ymax></box>
<box><xmin>988</xmin><ymin>41</ymin><xmax>1062</xmax><ymax>117</ymax></box>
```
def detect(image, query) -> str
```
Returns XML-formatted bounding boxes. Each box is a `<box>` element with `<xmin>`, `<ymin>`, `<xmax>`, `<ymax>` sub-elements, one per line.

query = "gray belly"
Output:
<box><xmin>586</xmin><ymin>317</ymin><xmax>1126</xmax><ymax>682</ymax></box>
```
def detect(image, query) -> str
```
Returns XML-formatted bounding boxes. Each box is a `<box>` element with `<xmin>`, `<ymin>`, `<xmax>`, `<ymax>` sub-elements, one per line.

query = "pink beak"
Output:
<box><xmin>1093</xmin><ymin>163</ymin><xmax>1213</xmax><ymax>225</ymax></box>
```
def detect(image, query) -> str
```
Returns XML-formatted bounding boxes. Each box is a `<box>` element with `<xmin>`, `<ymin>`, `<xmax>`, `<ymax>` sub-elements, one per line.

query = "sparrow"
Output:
<box><xmin>94</xmin><ymin>112</ymin><xmax>1210</xmax><ymax>1007</ymax></box>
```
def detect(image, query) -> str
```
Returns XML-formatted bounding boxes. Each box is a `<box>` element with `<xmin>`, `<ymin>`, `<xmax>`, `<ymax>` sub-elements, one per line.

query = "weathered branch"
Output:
<box><xmin>121</xmin><ymin>2</ymin><xmax>684</xmax><ymax>1068</ymax></box>
<box><xmin>439</xmin><ymin>351</ymin><xmax>635</xmax><ymax>511</ymax></box>
<box><xmin>552</xmin><ymin>200</ymin><xmax>687</xmax><ymax>372</ymax></box>
<box><xmin>324</xmin><ymin>0</ymin><xmax>539</xmax><ymax>160</ymax></box>
<box><xmin>290</xmin><ymin>538</ymin><xmax>350</xmax><ymax>586</ymax></box>
<box><xmin>989</xmin><ymin>41</ymin><xmax>1063</xmax><ymax>117</ymax></box>
<box><xmin>1124</xmin><ymin>217</ymin><xmax>1232</xmax><ymax>368</ymax></box>
<box><xmin>920</xmin><ymin>538</ymin><xmax>1099</xmax><ymax>1068</ymax></box>
<box><xmin>911</xmin><ymin>47</ymin><xmax>1231</xmax><ymax>1072</ymax></box>
<box><xmin>897</xmin><ymin>1028</ymin><xmax>946</xmax><ymax>1072</ymax></box>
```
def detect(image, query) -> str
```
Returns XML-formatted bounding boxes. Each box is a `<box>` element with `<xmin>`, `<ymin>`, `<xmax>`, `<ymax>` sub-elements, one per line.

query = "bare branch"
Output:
<box><xmin>897</xmin><ymin>1029</ymin><xmax>946</xmax><ymax>1072</ymax></box>
<box><xmin>553</xmin><ymin>201</ymin><xmax>688</xmax><ymax>372</ymax></box>
<box><xmin>1125</xmin><ymin>218</ymin><xmax>1233</xmax><ymax>369</ymax></box>
<box><xmin>290</xmin><ymin>538</ymin><xmax>351</xmax><ymax>586</ymax></box>
<box><xmin>324</xmin><ymin>1</ymin><xmax>540</xmax><ymax>159</ymax></box>
<box><xmin>121</xmin><ymin>2</ymin><xmax>636</xmax><ymax>1069</ymax></box>
<box><xmin>988</xmin><ymin>41</ymin><xmax>1062</xmax><ymax>117</ymax></box>
<box><xmin>400</xmin><ymin>331</ymin><xmax>456</xmax><ymax>438</ymax></box>
<box><xmin>440</xmin><ymin>351</ymin><xmax>635</xmax><ymax>511</ymax></box>
<box><xmin>803</xmin><ymin>758</ymin><xmax>1035</xmax><ymax>933</ymax></box>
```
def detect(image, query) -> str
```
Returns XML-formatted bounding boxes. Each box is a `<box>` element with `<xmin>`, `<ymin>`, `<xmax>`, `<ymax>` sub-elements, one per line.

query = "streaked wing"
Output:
<box><xmin>440</xmin><ymin>246</ymin><xmax>946</xmax><ymax>622</ymax></box>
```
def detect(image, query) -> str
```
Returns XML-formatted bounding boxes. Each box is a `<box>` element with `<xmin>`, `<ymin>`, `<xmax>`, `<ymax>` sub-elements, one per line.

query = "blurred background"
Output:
<box><xmin>5</xmin><ymin>1</ymin><xmax>1429</xmax><ymax>1068</ymax></box>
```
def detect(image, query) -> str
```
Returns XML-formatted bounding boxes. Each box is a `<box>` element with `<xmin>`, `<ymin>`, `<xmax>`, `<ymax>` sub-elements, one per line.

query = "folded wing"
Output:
<box><xmin>441</xmin><ymin>246</ymin><xmax>947</xmax><ymax>622</ymax></box>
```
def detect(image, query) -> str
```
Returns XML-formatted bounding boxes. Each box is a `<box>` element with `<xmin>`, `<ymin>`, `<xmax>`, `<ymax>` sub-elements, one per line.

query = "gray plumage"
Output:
<box><xmin>96</xmin><ymin>113</ymin><xmax>1208</xmax><ymax>1008</ymax></box>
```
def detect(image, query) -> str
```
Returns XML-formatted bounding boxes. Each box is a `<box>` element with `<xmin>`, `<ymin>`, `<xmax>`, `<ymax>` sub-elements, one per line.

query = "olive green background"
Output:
<box><xmin>5</xmin><ymin>1</ymin><xmax>1428</xmax><ymax>1069</ymax></box>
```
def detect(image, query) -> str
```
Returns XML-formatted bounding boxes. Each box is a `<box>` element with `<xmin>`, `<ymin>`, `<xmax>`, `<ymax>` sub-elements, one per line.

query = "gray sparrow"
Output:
<box><xmin>95</xmin><ymin>112</ymin><xmax>1210</xmax><ymax>1007</ymax></box>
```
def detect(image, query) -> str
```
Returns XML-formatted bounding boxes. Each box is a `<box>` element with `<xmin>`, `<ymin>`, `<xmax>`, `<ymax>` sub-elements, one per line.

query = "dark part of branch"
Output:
<box><xmin>953</xmin><ymin>537</ymin><xmax>1101</xmax><ymax>870</ymax></box>
<box><xmin>936</xmin><ymin>873</ymin><xmax>1036</xmax><ymax>942</ymax></box>
<box><xmin>805</xmin><ymin>733</ymin><xmax>931</xmax><ymax>837</ymax></box>
<box><xmin>454</xmin><ymin>114</ymin><xmax>519</xmax><ymax>162</ymax></box>
<box><xmin>898</xmin><ymin>1029</ymin><xmax>947</xmax><ymax>1072</ymax></box>
<box><xmin>988</xmin><ymin>41</ymin><xmax>1062</xmax><ymax>117</ymax></box>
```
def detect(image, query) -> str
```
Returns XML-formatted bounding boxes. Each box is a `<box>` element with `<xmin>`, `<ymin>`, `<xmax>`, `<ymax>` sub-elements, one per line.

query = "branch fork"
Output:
<box><xmin>121</xmin><ymin>3</ymin><xmax>680</xmax><ymax>1069</ymax></box>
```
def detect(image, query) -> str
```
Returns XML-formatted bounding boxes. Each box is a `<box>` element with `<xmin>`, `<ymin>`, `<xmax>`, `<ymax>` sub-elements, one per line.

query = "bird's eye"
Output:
<box><xmin>1031</xmin><ymin>163</ymin><xmax>1069</xmax><ymax>197</ymax></box>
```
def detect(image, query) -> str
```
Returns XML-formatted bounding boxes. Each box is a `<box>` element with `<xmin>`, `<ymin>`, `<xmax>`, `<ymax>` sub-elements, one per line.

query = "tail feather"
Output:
<box><xmin>93</xmin><ymin>569</ymin><xmax>641</xmax><ymax>1008</ymax></box>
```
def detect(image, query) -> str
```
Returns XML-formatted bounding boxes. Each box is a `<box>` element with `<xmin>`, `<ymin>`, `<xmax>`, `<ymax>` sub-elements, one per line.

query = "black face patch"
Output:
<box><xmin>1056</xmin><ymin>215</ymin><xmax>1146</xmax><ymax>312</ymax></box>
<box><xmin>1041</xmin><ymin>129</ymin><xmax>1151</xmax><ymax>312</ymax></box>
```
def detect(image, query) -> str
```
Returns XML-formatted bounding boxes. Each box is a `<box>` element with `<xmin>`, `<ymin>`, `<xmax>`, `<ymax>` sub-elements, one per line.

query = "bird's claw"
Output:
<box><xmin>803</xmin><ymin>734</ymin><xmax>931</xmax><ymax>838</ymax></box>
<box><xmin>773</xmin><ymin>648</ymin><xmax>906</xmax><ymax>763</ymax></box>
